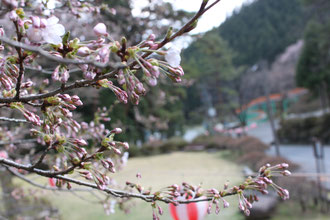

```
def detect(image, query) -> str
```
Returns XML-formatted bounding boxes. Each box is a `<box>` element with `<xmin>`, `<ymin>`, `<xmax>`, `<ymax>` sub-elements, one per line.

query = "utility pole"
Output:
<box><xmin>262</xmin><ymin>62</ymin><xmax>280</xmax><ymax>156</ymax></box>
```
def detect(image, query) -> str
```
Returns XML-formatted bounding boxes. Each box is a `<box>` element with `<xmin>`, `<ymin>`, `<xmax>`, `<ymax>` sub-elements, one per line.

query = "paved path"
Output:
<box><xmin>247</xmin><ymin>121</ymin><xmax>330</xmax><ymax>188</ymax></box>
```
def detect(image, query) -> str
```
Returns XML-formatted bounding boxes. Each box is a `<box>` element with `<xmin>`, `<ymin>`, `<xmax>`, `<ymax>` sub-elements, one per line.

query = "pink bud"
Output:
<box><xmin>111</xmin><ymin>128</ymin><xmax>122</xmax><ymax>134</ymax></box>
<box><xmin>113</xmin><ymin>148</ymin><xmax>122</xmax><ymax>155</ymax></box>
<box><xmin>93</xmin><ymin>23</ymin><xmax>108</xmax><ymax>37</ymax></box>
<box><xmin>282</xmin><ymin>170</ymin><xmax>291</xmax><ymax>176</ymax></box>
<box><xmin>158</xmin><ymin>206</ymin><xmax>163</xmax><ymax>215</ymax></box>
<box><xmin>147</xmin><ymin>34</ymin><xmax>156</xmax><ymax>41</ymax></box>
<box><xmin>40</xmin><ymin>18</ymin><xmax>47</xmax><ymax>28</ymax></box>
<box><xmin>84</xmin><ymin>71</ymin><xmax>96</xmax><ymax>80</ymax></box>
<box><xmin>52</xmin><ymin>66</ymin><xmax>60</xmax><ymax>81</ymax></box>
<box><xmin>74</xmin><ymin>139</ymin><xmax>87</xmax><ymax>146</ymax></box>
<box><xmin>71</xmin><ymin>95</ymin><xmax>83</xmax><ymax>106</ymax></box>
<box><xmin>121</xmin><ymin>142</ymin><xmax>129</xmax><ymax>150</ymax></box>
<box><xmin>9</xmin><ymin>10</ymin><xmax>18</xmax><ymax>21</ymax></box>
<box><xmin>60</xmin><ymin>69</ymin><xmax>70</xmax><ymax>83</ymax></box>
<box><xmin>0</xmin><ymin>27</ymin><xmax>5</xmax><ymax>37</ymax></box>
<box><xmin>223</xmin><ymin>199</ymin><xmax>229</xmax><ymax>208</ymax></box>
<box><xmin>59</xmin><ymin>94</ymin><xmax>72</xmax><ymax>102</ymax></box>
<box><xmin>30</xmin><ymin>16</ymin><xmax>41</xmax><ymax>28</ymax></box>
<box><xmin>207</xmin><ymin>203</ymin><xmax>212</xmax><ymax>214</ymax></box>
<box><xmin>244</xmin><ymin>209</ymin><xmax>250</xmax><ymax>216</ymax></box>
<box><xmin>0</xmin><ymin>151</ymin><xmax>8</xmax><ymax>159</ymax></box>
<box><xmin>77</xmin><ymin>47</ymin><xmax>91</xmax><ymax>56</ymax></box>
<box><xmin>148</xmin><ymin>77</ymin><xmax>157</xmax><ymax>87</ymax></box>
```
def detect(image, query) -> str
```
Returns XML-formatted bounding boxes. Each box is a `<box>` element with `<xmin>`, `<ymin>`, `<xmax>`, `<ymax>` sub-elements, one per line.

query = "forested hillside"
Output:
<box><xmin>217</xmin><ymin>0</ymin><xmax>307</xmax><ymax>66</ymax></box>
<box><xmin>181</xmin><ymin>0</ymin><xmax>309</xmax><ymax>124</ymax></box>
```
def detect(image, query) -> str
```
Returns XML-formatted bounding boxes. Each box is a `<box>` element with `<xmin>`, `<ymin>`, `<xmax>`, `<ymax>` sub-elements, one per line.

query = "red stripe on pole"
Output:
<box><xmin>170</xmin><ymin>203</ymin><xmax>180</xmax><ymax>220</ymax></box>
<box><xmin>187</xmin><ymin>202</ymin><xmax>198</xmax><ymax>220</ymax></box>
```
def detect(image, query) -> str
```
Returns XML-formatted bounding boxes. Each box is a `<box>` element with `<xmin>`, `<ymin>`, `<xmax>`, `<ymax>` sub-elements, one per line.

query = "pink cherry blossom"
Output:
<box><xmin>93</xmin><ymin>23</ymin><xmax>107</xmax><ymax>37</ymax></box>
<box><xmin>165</xmin><ymin>46</ymin><xmax>181</xmax><ymax>68</ymax></box>
<box><xmin>27</xmin><ymin>16</ymin><xmax>65</xmax><ymax>44</ymax></box>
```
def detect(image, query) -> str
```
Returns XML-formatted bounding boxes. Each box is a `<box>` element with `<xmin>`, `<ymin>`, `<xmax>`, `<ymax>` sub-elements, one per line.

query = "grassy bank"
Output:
<box><xmin>15</xmin><ymin>152</ymin><xmax>244</xmax><ymax>220</ymax></box>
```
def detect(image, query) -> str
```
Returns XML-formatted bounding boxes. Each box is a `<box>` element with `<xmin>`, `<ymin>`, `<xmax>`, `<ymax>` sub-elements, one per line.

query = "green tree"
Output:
<box><xmin>182</xmin><ymin>32</ymin><xmax>237</xmax><ymax>121</ymax></box>
<box><xmin>218</xmin><ymin>0</ymin><xmax>306</xmax><ymax>66</ymax></box>
<box><xmin>296</xmin><ymin>20</ymin><xmax>330</xmax><ymax>106</ymax></box>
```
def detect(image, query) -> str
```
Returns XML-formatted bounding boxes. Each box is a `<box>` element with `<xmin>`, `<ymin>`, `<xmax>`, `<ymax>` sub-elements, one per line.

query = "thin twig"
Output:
<box><xmin>0</xmin><ymin>138</ymin><xmax>37</xmax><ymax>146</ymax></box>
<box><xmin>5</xmin><ymin>167</ymin><xmax>95</xmax><ymax>192</ymax></box>
<box><xmin>25</xmin><ymin>66</ymin><xmax>82</xmax><ymax>75</ymax></box>
<box><xmin>0</xmin><ymin>157</ymin><xmax>236</xmax><ymax>204</ymax></box>
<box><xmin>0</xmin><ymin>116</ymin><xmax>28</xmax><ymax>123</ymax></box>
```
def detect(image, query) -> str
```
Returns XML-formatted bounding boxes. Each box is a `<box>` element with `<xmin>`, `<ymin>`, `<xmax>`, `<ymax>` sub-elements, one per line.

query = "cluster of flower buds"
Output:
<box><xmin>147</xmin><ymin>163</ymin><xmax>290</xmax><ymax>217</ymax></box>
<box><xmin>94</xmin><ymin>171</ymin><xmax>112</xmax><ymax>190</ymax></box>
<box><xmin>257</xmin><ymin>163</ymin><xmax>291</xmax><ymax>200</ymax></box>
<box><xmin>139</xmin><ymin>34</ymin><xmax>158</xmax><ymax>50</ymax></box>
<box><xmin>237</xmin><ymin>190</ymin><xmax>253</xmax><ymax>216</ymax></box>
<box><xmin>10</xmin><ymin>102</ymin><xmax>41</xmax><ymax>126</ymax></box>
<box><xmin>133</xmin><ymin>44</ymin><xmax>184</xmax><ymax>86</ymax></box>
<box><xmin>98</xmin><ymin>79</ymin><xmax>128</xmax><ymax>104</ymax></box>
<box><xmin>69</xmin><ymin>146</ymin><xmax>87</xmax><ymax>165</ymax></box>
<box><xmin>229</xmin><ymin>163</ymin><xmax>291</xmax><ymax>216</ymax></box>
<box><xmin>126</xmin><ymin>181</ymin><xmax>150</xmax><ymax>195</ymax></box>
<box><xmin>52</xmin><ymin>65</ymin><xmax>70</xmax><ymax>83</ymax></box>
<box><xmin>100</xmin><ymin>129</ymin><xmax>129</xmax><ymax>156</ymax></box>
<box><xmin>101</xmin><ymin>158</ymin><xmax>116</xmax><ymax>173</ymax></box>
<box><xmin>161</xmin><ymin>184</ymin><xmax>181</xmax><ymax>200</ymax></box>
<box><xmin>54</xmin><ymin>178</ymin><xmax>73</xmax><ymax>190</ymax></box>
<box><xmin>0</xmin><ymin>26</ymin><xmax>4</xmax><ymax>51</ymax></box>
<box><xmin>0</xmin><ymin>58</ymin><xmax>18</xmax><ymax>91</ymax></box>
<box><xmin>42</xmin><ymin>94</ymin><xmax>83</xmax><ymax>134</ymax></box>
<box><xmin>79</xmin><ymin>170</ymin><xmax>93</xmax><ymax>180</ymax></box>
<box><xmin>206</xmin><ymin>188</ymin><xmax>230</xmax><ymax>214</ymax></box>
<box><xmin>151</xmin><ymin>202</ymin><xmax>163</xmax><ymax>220</ymax></box>
<box><xmin>57</xmin><ymin>93</ymin><xmax>83</xmax><ymax>109</ymax></box>
<box><xmin>119</xmin><ymin>68</ymin><xmax>146</xmax><ymax>105</ymax></box>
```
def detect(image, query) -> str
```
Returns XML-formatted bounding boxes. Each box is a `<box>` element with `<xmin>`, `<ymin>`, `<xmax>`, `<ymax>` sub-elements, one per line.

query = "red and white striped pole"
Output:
<box><xmin>169</xmin><ymin>197</ymin><xmax>208</xmax><ymax>220</ymax></box>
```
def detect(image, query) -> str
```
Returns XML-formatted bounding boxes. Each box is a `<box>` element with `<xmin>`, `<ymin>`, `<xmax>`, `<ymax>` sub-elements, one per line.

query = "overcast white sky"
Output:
<box><xmin>133</xmin><ymin>0</ymin><xmax>251</xmax><ymax>34</ymax></box>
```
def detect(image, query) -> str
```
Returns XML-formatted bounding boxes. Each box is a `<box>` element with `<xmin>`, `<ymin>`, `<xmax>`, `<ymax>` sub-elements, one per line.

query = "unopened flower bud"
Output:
<box><xmin>110</xmin><ymin>128</ymin><xmax>122</xmax><ymax>134</ymax></box>
<box><xmin>0</xmin><ymin>27</ymin><xmax>5</xmax><ymax>37</ymax></box>
<box><xmin>30</xmin><ymin>16</ymin><xmax>40</xmax><ymax>28</ymax></box>
<box><xmin>74</xmin><ymin>139</ymin><xmax>87</xmax><ymax>146</ymax></box>
<box><xmin>282</xmin><ymin>170</ymin><xmax>291</xmax><ymax>176</ymax></box>
<box><xmin>93</xmin><ymin>23</ymin><xmax>107</xmax><ymax>37</ymax></box>
<box><xmin>9</xmin><ymin>10</ymin><xmax>18</xmax><ymax>21</ymax></box>
<box><xmin>77</xmin><ymin>46</ymin><xmax>91</xmax><ymax>56</ymax></box>
<box><xmin>223</xmin><ymin>199</ymin><xmax>229</xmax><ymax>208</ymax></box>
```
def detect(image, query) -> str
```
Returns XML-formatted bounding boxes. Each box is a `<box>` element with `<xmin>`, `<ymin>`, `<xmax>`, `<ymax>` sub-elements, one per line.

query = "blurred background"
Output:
<box><xmin>1</xmin><ymin>0</ymin><xmax>330</xmax><ymax>219</ymax></box>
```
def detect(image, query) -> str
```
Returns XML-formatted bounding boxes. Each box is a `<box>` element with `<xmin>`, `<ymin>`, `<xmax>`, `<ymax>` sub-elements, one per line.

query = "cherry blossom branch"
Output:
<box><xmin>0</xmin><ymin>156</ymin><xmax>290</xmax><ymax>208</ymax></box>
<box><xmin>0</xmin><ymin>1</ymin><xmax>222</xmax><ymax>105</ymax></box>
<box><xmin>5</xmin><ymin>166</ymin><xmax>95</xmax><ymax>192</ymax></box>
<box><xmin>0</xmin><ymin>67</ymin><xmax>118</xmax><ymax>103</ymax></box>
<box><xmin>13</xmin><ymin>20</ymin><xmax>25</xmax><ymax>100</ymax></box>
<box><xmin>0</xmin><ymin>156</ymin><xmax>235</xmax><ymax>203</ymax></box>
<box><xmin>0</xmin><ymin>36</ymin><xmax>125</xmax><ymax>69</ymax></box>
<box><xmin>30</xmin><ymin>143</ymin><xmax>53</xmax><ymax>169</ymax></box>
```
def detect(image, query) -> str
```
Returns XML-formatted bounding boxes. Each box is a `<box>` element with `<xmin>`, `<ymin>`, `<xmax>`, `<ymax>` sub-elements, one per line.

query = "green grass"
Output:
<box><xmin>15</xmin><ymin>152</ymin><xmax>245</xmax><ymax>220</ymax></box>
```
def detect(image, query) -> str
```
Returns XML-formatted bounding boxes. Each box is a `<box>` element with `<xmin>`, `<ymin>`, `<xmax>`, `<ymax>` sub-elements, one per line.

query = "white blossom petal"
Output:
<box><xmin>49</xmin><ymin>24</ymin><xmax>65</xmax><ymax>36</ymax></box>
<box><xmin>47</xmin><ymin>16</ymin><xmax>59</xmax><ymax>25</ymax></box>
<box><xmin>42</xmin><ymin>32</ymin><xmax>62</xmax><ymax>44</ymax></box>
<box><xmin>165</xmin><ymin>46</ymin><xmax>181</xmax><ymax>68</ymax></box>
<box><xmin>27</xmin><ymin>27</ymin><xmax>43</xmax><ymax>42</ymax></box>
